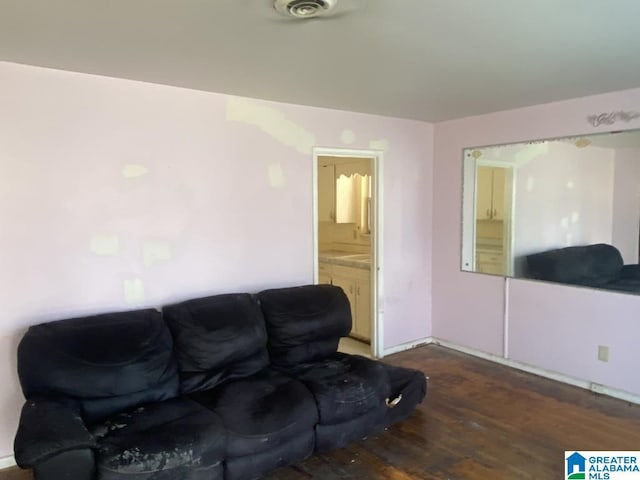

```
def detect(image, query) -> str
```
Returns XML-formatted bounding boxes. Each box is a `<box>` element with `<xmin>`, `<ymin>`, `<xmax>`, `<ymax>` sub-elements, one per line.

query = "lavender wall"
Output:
<box><xmin>612</xmin><ymin>148</ymin><xmax>640</xmax><ymax>263</ymax></box>
<box><xmin>0</xmin><ymin>62</ymin><xmax>433</xmax><ymax>458</ymax></box>
<box><xmin>433</xmin><ymin>87</ymin><xmax>640</xmax><ymax>395</ymax></box>
<box><xmin>512</xmin><ymin>143</ymin><xmax>614</xmax><ymax>276</ymax></box>
<box><xmin>509</xmin><ymin>278</ymin><xmax>640</xmax><ymax>396</ymax></box>
<box><xmin>3</xmin><ymin>58</ymin><xmax>639</xmax><ymax>463</ymax></box>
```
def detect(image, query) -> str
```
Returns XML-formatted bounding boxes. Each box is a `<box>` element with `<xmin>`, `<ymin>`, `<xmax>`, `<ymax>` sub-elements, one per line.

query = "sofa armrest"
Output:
<box><xmin>620</xmin><ymin>264</ymin><xmax>640</xmax><ymax>280</ymax></box>
<box><xmin>14</xmin><ymin>396</ymin><xmax>97</xmax><ymax>469</ymax></box>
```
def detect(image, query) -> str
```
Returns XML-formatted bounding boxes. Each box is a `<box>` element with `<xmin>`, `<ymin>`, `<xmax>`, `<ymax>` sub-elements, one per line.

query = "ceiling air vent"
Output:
<box><xmin>274</xmin><ymin>0</ymin><xmax>338</xmax><ymax>19</ymax></box>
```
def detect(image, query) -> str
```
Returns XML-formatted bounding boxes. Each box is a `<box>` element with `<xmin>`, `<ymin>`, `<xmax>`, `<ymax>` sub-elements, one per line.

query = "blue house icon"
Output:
<box><xmin>567</xmin><ymin>452</ymin><xmax>586</xmax><ymax>476</ymax></box>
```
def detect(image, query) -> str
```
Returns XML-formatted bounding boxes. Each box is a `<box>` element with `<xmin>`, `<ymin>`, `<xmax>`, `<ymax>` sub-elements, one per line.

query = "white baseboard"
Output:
<box><xmin>383</xmin><ymin>336</ymin><xmax>433</xmax><ymax>356</ymax></box>
<box><xmin>431</xmin><ymin>337</ymin><xmax>640</xmax><ymax>405</ymax></box>
<box><xmin>0</xmin><ymin>455</ymin><xmax>16</xmax><ymax>469</ymax></box>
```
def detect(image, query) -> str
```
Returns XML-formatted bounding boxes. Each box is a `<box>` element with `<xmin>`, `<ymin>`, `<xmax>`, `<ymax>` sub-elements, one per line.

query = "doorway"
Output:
<box><xmin>473</xmin><ymin>162</ymin><xmax>514</xmax><ymax>276</ymax></box>
<box><xmin>313</xmin><ymin>148</ymin><xmax>383</xmax><ymax>358</ymax></box>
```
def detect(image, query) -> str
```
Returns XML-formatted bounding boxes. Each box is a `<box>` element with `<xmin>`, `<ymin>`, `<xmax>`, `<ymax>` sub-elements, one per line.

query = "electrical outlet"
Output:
<box><xmin>598</xmin><ymin>345</ymin><xmax>609</xmax><ymax>362</ymax></box>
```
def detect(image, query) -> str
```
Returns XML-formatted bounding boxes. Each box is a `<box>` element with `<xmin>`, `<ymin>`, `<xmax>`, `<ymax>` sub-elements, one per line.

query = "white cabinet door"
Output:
<box><xmin>476</xmin><ymin>166</ymin><xmax>506</xmax><ymax>221</ymax></box>
<box><xmin>491</xmin><ymin>168</ymin><xmax>505</xmax><ymax>220</ymax></box>
<box><xmin>355</xmin><ymin>270</ymin><xmax>371</xmax><ymax>341</ymax></box>
<box><xmin>318</xmin><ymin>262</ymin><xmax>332</xmax><ymax>284</ymax></box>
<box><xmin>476</xmin><ymin>166</ymin><xmax>494</xmax><ymax>220</ymax></box>
<box><xmin>331</xmin><ymin>270</ymin><xmax>357</xmax><ymax>334</ymax></box>
<box><xmin>332</xmin><ymin>265</ymin><xmax>371</xmax><ymax>342</ymax></box>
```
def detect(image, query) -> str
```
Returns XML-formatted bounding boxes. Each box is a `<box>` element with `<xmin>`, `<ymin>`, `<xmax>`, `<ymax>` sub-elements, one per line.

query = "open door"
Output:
<box><xmin>313</xmin><ymin>148</ymin><xmax>384</xmax><ymax>358</ymax></box>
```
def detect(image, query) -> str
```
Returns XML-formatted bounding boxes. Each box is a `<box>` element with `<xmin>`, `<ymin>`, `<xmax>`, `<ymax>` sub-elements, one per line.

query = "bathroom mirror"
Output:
<box><xmin>318</xmin><ymin>157</ymin><xmax>371</xmax><ymax>232</ymax></box>
<box><xmin>461</xmin><ymin>128</ymin><xmax>640</xmax><ymax>293</ymax></box>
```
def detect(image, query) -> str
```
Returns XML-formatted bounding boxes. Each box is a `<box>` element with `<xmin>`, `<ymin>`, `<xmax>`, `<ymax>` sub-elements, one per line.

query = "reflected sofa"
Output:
<box><xmin>13</xmin><ymin>284</ymin><xmax>427</xmax><ymax>480</ymax></box>
<box><xmin>526</xmin><ymin>243</ymin><xmax>640</xmax><ymax>293</ymax></box>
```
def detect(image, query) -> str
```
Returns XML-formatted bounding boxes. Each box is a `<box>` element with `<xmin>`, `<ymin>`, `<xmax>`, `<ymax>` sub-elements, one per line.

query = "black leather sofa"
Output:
<box><xmin>14</xmin><ymin>284</ymin><xmax>427</xmax><ymax>480</ymax></box>
<box><xmin>526</xmin><ymin>243</ymin><xmax>640</xmax><ymax>293</ymax></box>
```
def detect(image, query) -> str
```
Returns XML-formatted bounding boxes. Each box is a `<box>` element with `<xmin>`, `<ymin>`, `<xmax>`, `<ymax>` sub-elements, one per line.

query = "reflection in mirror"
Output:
<box><xmin>461</xmin><ymin>128</ymin><xmax>640</xmax><ymax>294</ymax></box>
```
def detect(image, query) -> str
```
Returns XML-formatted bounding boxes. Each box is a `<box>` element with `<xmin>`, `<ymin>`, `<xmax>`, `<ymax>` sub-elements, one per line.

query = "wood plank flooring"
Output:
<box><xmin>3</xmin><ymin>345</ymin><xmax>640</xmax><ymax>479</ymax></box>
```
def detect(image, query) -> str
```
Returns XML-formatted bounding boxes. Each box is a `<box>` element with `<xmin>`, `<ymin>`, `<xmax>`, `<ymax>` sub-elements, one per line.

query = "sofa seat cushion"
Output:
<box><xmin>290</xmin><ymin>353</ymin><xmax>391</xmax><ymax>425</ymax></box>
<box><xmin>192</xmin><ymin>368</ymin><xmax>318</xmax><ymax>458</ymax></box>
<box><xmin>224</xmin><ymin>430</ymin><xmax>315</xmax><ymax>480</ymax></box>
<box><xmin>315</xmin><ymin>407</ymin><xmax>387</xmax><ymax>452</ymax></box>
<box><xmin>312</xmin><ymin>362</ymin><xmax>427</xmax><ymax>452</ymax></box>
<box><xmin>92</xmin><ymin>397</ymin><xmax>225</xmax><ymax>480</ymax></box>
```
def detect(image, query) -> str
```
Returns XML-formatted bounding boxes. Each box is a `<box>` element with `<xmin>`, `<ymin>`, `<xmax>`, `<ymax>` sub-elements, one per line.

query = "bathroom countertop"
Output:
<box><xmin>318</xmin><ymin>251</ymin><xmax>371</xmax><ymax>270</ymax></box>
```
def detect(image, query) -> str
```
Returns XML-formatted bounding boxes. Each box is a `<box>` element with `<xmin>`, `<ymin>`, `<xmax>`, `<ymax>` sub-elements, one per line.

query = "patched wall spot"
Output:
<box><xmin>369</xmin><ymin>139</ymin><xmax>390</xmax><ymax>151</ymax></box>
<box><xmin>268</xmin><ymin>163</ymin><xmax>286</xmax><ymax>188</ymax></box>
<box><xmin>341</xmin><ymin>130</ymin><xmax>356</xmax><ymax>145</ymax></box>
<box><xmin>526</xmin><ymin>176</ymin><xmax>535</xmax><ymax>192</ymax></box>
<box><xmin>143</xmin><ymin>241</ymin><xmax>173</xmax><ymax>267</ymax></box>
<box><xmin>571</xmin><ymin>212</ymin><xmax>580</xmax><ymax>224</ymax></box>
<box><xmin>124</xmin><ymin>278</ymin><xmax>145</xmax><ymax>304</ymax></box>
<box><xmin>90</xmin><ymin>234</ymin><xmax>120</xmax><ymax>256</ymax></box>
<box><xmin>565</xmin><ymin>233</ymin><xmax>574</xmax><ymax>245</ymax></box>
<box><xmin>226</xmin><ymin>97</ymin><xmax>315</xmax><ymax>155</ymax></box>
<box><xmin>122</xmin><ymin>164</ymin><xmax>149</xmax><ymax>178</ymax></box>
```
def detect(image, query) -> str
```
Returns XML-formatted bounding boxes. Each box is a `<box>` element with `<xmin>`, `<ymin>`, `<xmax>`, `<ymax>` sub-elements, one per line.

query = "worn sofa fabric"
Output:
<box><xmin>92</xmin><ymin>397</ymin><xmax>225</xmax><ymax>480</ymax></box>
<box><xmin>163</xmin><ymin>293</ymin><xmax>319</xmax><ymax>480</ymax></box>
<box><xmin>292</xmin><ymin>354</ymin><xmax>391</xmax><ymax>452</ymax></box>
<box><xmin>526</xmin><ymin>243</ymin><xmax>640</xmax><ymax>293</ymax></box>
<box><xmin>14</xmin><ymin>397</ymin><xmax>96</xmax><ymax>468</ymax></box>
<box><xmin>192</xmin><ymin>369</ymin><xmax>318</xmax><ymax>480</ymax></box>
<box><xmin>257</xmin><ymin>284</ymin><xmax>426</xmax><ymax>452</ymax></box>
<box><xmin>15</xmin><ymin>284</ymin><xmax>427</xmax><ymax>480</ymax></box>
<box><xmin>255</xmin><ymin>282</ymin><xmax>392</xmax><ymax>452</ymax></box>
<box><xmin>290</xmin><ymin>353</ymin><xmax>390</xmax><ymax>425</ymax></box>
<box><xmin>381</xmin><ymin>362</ymin><xmax>428</xmax><ymax>426</ymax></box>
<box><xmin>14</xmin><ymin>309</ymin><xmax>225</xmax><ymax>480</ymax></box>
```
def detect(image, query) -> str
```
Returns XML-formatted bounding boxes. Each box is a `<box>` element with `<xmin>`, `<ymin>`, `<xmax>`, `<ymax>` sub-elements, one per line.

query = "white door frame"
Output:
<box><xmin>312</xmin><ymin>147</ymin><xmax>384</xmax><ymax>358</ymax></box>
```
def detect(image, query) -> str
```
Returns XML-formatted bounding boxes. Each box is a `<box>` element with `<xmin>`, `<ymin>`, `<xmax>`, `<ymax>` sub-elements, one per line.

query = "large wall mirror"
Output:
<box><xmin>461</xmin><ymin>128</ymin><xmax>640</xmax><ymax>294</ymax></box>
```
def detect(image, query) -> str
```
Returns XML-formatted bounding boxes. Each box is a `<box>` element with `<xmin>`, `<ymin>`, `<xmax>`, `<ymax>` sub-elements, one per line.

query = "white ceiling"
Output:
<box><xmin>2</xmin><ymin>0</ymin><xmax>640</xmax><ymax>122</ymax></box>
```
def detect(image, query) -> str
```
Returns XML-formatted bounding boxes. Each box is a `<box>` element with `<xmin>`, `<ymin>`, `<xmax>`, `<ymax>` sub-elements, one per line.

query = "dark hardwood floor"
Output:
<box><xmin>3</xmin><ymin>345</ymin><xmax>640</xmax><ymax>480</ymax></box>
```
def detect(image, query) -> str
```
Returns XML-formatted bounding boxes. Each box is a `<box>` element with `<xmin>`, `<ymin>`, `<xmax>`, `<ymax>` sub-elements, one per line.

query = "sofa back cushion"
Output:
<box><xmin>162</xmin><ymin>293</ymin><xmax>269</xmax><ymax>394</ymax></box>
<box><xmin>526</xmin><ymin>243</ymin><xmax>624</xmax><ymax>287</ymax></box>
<box><xmin>257</xmin><ymin>284</ymin><xmax>351</xmax><ymax>369</ymax></box>
<box><xmin>17</xmin><ymin>309</ymin><xmax>179</xmax><ymax>423</ymax></box>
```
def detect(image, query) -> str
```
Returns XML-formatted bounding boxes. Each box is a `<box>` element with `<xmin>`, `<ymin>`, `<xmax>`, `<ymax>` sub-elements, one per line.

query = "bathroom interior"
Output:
<box><xmin>317</xmin><ymin>155</ymin><xmax>374</xmax><ymax>357</ymax></box>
